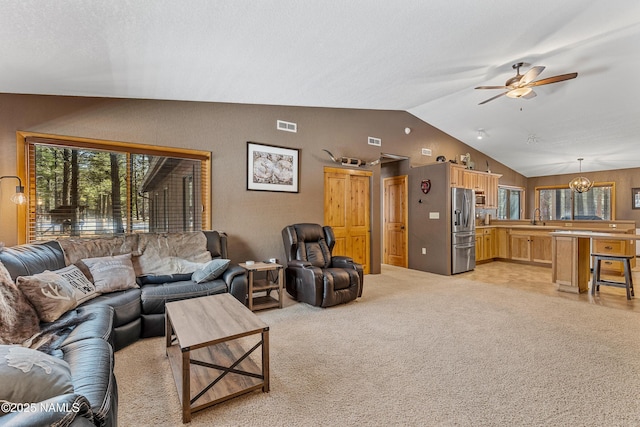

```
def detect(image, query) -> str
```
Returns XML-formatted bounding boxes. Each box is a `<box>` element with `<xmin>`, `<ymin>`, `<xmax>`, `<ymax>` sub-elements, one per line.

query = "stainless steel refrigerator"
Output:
<box><xmin>451</xmin><ymin>187</ymin><xmax>476</xmax><ymax>274</ymax></box>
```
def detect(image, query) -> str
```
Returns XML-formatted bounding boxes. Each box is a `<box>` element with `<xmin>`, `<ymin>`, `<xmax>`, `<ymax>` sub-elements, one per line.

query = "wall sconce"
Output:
<box><xmin>0</xmin><ymin>175</ymin><xmax>27</xmax><ymax>205</ymax></box>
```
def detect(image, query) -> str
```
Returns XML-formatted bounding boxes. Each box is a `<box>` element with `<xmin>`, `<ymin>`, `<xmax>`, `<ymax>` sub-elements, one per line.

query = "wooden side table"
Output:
<box><xmin>239</xmin><ymin>261</ymin><xmax>284</xmax><ymax>311</ymax></box>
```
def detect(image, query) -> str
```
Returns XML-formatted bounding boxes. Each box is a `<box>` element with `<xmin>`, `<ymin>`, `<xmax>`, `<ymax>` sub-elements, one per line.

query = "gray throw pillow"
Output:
<box><xmin>192</xmin><ymin>259</ymin><xmax>230</xmax><ymax>283</ymax></box>
<box><xmin>0</xmin><ymin>345</ymin><xmax>74</xmax><ymax>406</ymax></box>
<box><xmin>81</xmin><ymin>253</ymin><xmax>138</xmax><ymax>293</ymax></box>
<box><xmin>17</xmin><ymin>271</ymin><xmax>77</xmax><ymax>323</ymax></box>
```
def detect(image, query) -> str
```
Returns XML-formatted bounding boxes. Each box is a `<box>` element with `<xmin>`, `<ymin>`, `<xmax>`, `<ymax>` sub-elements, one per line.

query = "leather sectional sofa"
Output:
<box><xmin>0</xmin><ymin>231</ymin><xmax>247</xmax><ymax>427</ymax></box>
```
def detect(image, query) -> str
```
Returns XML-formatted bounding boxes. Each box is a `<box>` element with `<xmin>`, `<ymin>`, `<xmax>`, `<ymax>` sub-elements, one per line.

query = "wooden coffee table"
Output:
<box><xmin>165</xmin><ymin>293</ymin><xmax>270</xmax><ymax>423</ymax></box>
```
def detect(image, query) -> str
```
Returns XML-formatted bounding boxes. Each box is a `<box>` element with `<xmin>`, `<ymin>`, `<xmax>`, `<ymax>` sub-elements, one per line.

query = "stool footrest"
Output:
<box><xmin>594</xmin><ymin>280</ymin><xmax>628</xmax><ymax>289</ymax></box>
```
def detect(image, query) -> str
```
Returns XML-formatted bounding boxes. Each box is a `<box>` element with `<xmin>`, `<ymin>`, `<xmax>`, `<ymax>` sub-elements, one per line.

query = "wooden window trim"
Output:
<box><xmin>534</xmin><ymin>182</ymin><xmax>616</xmax><ymax>220</ymax></box>
<box><xmin>16</xmin><ymin>131</ymin><xmax>211</xmax><ymax>244</ymax></box>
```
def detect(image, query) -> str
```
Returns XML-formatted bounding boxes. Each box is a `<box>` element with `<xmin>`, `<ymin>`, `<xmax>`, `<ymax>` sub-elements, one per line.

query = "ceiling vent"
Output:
<box><xmin>277</xmin><ymin>120</ymin><xmax>297</xmax><ymax>133</ymax></box>
<box><xmin>368</xmin><ymin>137</ymin><xmax>381</xmax><ymax>146</ymax></box>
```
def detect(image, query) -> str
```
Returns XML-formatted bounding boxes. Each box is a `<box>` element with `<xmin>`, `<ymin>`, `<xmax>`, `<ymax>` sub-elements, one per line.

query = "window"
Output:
<box><xmin>497</xmin><ymin>186</ymin><xmax>524</xmax><ymax>219</ymax></box>
<box><xmin>17</xmin><ymin>132</ymin><xmax>211</xmax><ymax>243</ymax></box>
<box><xmin>536</xmin><ymin>183</ymin><xmax>614</xmax><ymax>220</ymax></box>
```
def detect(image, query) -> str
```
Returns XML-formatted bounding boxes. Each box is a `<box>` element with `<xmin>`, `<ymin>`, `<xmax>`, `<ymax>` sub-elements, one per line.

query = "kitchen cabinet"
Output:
<box><xmin>592</xmin><ymin>239</ymin><xmax>636</xmax><ymax>274</ymax></box>
<box><xmin>475</xmin><ymin>231</ymin><xmax>484</xmax><ymax>262</ymax></box>
<box><xmin>496</xmin><ymin>228</ymin><xmax>509</xmax><ymax>258</ymax></box>
<box><xmin>476</xmin><ymin>228</ymin><xmax>496</xmax><ymax>262</ymax></box>
<box><xmin>449</xmin><ymin>164</ymin><xmax>501</xmax><ymax>209</ymax></box>
<box><xmin>509</xmin><ymin>230</ymin><xmax>552</xmax><ymax>264</ymax></box>
<box><xmin>450</xmin><ymin>165</ymin><xmax>465</xmax><ymax>188</ymax></box>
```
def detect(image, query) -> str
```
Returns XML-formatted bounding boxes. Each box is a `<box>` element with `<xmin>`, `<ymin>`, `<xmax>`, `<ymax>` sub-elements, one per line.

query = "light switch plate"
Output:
<box><xmin>429</xmin><ymin>212</ymin><xmax>439</xmax><ymax>219</ymax></box>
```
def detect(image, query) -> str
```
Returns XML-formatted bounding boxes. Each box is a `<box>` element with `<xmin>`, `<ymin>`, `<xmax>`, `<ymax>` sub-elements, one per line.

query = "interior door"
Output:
<box><xmin>324</xmin><ymin>167</ymin><xmax>371</xmax><ymax>274</ymax></box>
<box><xmin>383</xmin><ymin>175</ymin><xmax>408</xmax><ymax>267</ymax></box>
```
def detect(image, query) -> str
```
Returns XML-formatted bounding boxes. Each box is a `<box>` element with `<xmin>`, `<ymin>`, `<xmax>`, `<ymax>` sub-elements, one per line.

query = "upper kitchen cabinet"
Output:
<box><xmin>449</xmin><ymin>164</ymin><xmax>501</xmax><ymax>209</ymax></box>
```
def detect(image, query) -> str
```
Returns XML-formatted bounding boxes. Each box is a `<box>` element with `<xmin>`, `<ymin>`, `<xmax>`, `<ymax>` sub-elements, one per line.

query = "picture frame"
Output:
<box><xmin>247</xmin><ymin>142</ymin><xmax>300</xmax><ymax>193</ymax></box>
<box><xmin>632</xmin><ymin>188</ymin><xmax>640</xmax><ymax>210</ymax></box>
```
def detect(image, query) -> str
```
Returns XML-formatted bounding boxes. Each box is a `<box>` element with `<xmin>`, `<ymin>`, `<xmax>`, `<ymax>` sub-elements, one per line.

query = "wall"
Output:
<box><xmin>0</xmin><ymin>93</ymin><xmax>524</xmax><ymax>271</ymax></box>
<box><xmin>408</xmin><ymin>162</ymin><xmax>450</xmax><ymax>275</ymax></box>
<box><xmin>527</xmin><ymin>168</ymin><xmax>640</xmax><ymax>221</ymax></box>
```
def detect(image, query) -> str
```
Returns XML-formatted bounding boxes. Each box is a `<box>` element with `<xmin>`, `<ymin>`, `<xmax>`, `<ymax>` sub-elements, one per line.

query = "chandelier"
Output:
<box><xmin>568</xmin><ymin>158</ymin><xmax>593</xmax><ymax>193</ymax></box>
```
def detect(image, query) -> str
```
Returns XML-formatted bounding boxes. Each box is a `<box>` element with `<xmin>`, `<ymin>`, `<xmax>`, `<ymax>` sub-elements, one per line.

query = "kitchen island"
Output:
<box><xmin>550</xmin><ymin>230</ymin><xmax>640</xmax><ymax>294</ymax></box>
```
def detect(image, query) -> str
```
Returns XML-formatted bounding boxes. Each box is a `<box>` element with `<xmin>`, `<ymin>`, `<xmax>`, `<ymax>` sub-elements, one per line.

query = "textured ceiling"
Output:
<box><xmin>1</xmin><ymin>0</ymin><xmax>639</xmax><ymax>177</ymax></box>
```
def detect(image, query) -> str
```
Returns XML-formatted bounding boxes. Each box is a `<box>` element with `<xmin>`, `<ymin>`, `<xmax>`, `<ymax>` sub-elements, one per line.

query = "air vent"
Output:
<box><xmin>421</xmin><ymin>148</ymin><xmax>432</xmax><ymax>156</ymax></box>
<box><xmin>277</xmin><ymin>120</ymin><xmax>297</xmax><ymax>133</ymax></box>
<box><xmin>368</xmin><ymin>137</ymin><xmax>381</xmax><ymax>146</ymax></box>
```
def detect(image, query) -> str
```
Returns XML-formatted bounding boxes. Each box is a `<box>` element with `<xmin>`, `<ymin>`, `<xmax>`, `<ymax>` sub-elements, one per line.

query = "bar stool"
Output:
<box><xmin>591</xmin><ymin>253</ymin><xmax>635</xmax><ymax>300</ymax></box>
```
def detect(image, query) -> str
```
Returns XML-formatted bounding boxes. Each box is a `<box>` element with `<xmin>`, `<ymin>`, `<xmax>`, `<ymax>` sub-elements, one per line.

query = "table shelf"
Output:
<box><xmin>239</xmin><ymin>262</ymin><xmax>284</xmax><ymax>311</ymax></box>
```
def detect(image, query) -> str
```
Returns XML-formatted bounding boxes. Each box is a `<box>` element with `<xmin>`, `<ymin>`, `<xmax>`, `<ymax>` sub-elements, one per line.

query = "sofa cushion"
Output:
<box><xmin>58</xmin><ymin>305</ymin><xmax>115</xmax><ymax>347</ymax></box>
<box><xmin>137</xmin><ymin>273</ymin><xmax>192</xmax><ymax>285</ymax></box>
<box><xmin>80</xmin><ymin>288</ymin><xmax>141</xmax><ymax>328</ymax></box>
<box><xmin>0</xmin><ymin>345</ymin><xmax>74</xmax><ymax>405</ymax></box>
<box><xmin>135</xmin><ymin>232</ymin><xmax>212</xmax><ymax>275</ymax></box>
<box><xmin>16</xmin><ymin>270</ymin><xmax>78</xmax><ymax>322</ymax></box>
<box><xmin>61</xmin><ymin>338</ymin><xmax>115</xmax><ymax>426</ymax></box>
<box><xmin>82</xmin><ymin>253</ymin><xmax>138</xmax><ymax>293</ymax></box>
<box><xmin>192</xmin><ymin>259</ymin><xmax>230</xmax><ymax>283</ymax></box>
<box><xmin>140</xmin><ymin>279</ymin><xmax>227</xmax><ymax>315</ymax></box>
<box><xmin>0</xmin><ymin>241</ymin><xmax>66</xmax><ymax>281</ymax></box>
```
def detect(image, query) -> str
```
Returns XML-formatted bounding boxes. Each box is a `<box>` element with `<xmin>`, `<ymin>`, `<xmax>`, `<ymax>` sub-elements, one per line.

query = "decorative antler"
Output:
<box><xmin>323</xmin><ymin>149</ymin><xmax>379</xmax><ymax>167</ymax></box>
<box><xmin>41</xmin><ymin>284</ymin><xmax>72</xmax><ymax>301</ymax></box>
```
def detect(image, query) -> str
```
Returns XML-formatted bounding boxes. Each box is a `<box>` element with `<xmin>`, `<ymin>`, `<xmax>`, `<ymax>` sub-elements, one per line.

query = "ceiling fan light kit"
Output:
<box><xmin>475</xmin><ymin>62</ymin><xmax>578</xmax><ymax>105</ymax></box>
<box><xmin>568</xmin><ymin>158</ymin><xmax>593</xmax><ymax>193</ymax></box>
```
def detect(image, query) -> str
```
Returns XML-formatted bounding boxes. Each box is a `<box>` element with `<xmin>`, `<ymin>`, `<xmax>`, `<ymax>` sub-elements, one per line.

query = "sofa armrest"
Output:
<box><xmin>331</xmin><ymin>256</ymin><xmax>364</xmax><ymax>297</ymax></box>
<box><xmin>286</xmin><ymin>259</ymin><xmax>313</xmax><ymax>269</ymax></box>
<box><xmin>0</xmin><ymin>393</ymin><xmax>94</xmax><ymax>427</ymax></box>
<box><xmin>331</xmin><ymin>256</ymin><xmax>355</xmax><ymax>267</ymax></box>
<box><xmin>221</xmin><ymin>264</ymin><xmax>248</xmax><ymax>305</ymax></box>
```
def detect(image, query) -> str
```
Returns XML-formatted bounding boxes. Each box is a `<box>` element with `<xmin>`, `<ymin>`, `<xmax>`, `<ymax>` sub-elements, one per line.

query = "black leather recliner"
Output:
<box><xmin>282</xmin><ymin>223</ymin><xmax>363</xmax><ymax>307</ymax></box>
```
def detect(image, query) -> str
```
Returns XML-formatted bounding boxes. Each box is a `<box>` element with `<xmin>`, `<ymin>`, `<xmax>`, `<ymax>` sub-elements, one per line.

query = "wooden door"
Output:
<box><xmin>324</xmin><ymin>167</ymin><xmax>371</xmax><ymax>273</ymax></box>
<box><xmin>383</xmin><ymin>175</ymin><xmax>408</xmax><ymax>267</ymax></box>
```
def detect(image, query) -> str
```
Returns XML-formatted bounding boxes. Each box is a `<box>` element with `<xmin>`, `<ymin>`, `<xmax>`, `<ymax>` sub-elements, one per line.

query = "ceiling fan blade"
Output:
<box><xmin>522</xmin><ymin>90</ymin><xmax>537</xmax><ymax>99</ymax></box>
<box><xmin>519</xmin><ymin>66</ymin><xmax>545</xmax><ymax>86</ymax></box>
<box><xmin>475</xmin><ymin>85</ymin><xmax>509</xmax><ymax>90</ymax></box>
<box><xmin>527</xmin><ymin>72</ymin><xmax>578</xmax><ymax>87</ymax></box>
<box><xmin>478</xmin><ymin>92</ymin><xmax>507</xmax><ymax>105</ymax></box>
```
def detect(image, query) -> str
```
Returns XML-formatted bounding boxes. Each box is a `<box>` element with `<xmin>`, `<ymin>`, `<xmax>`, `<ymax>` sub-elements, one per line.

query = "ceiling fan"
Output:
<box><xmin>475</xmin><ymin>62</ymin><xmax>578</xmax><ymax>105</ymax></box>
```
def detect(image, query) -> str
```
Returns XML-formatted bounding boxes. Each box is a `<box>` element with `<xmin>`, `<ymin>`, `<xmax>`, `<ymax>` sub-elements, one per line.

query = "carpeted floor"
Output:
<box><xmin>115</xmin><ymin>265</ymin><xmax>640</xmax><ymax>426</ymax></box>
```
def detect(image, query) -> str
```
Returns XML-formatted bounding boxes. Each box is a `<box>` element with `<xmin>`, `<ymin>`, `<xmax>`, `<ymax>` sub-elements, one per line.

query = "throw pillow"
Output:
<box><xmin>81</xmin><ymin>253</ymin><xmax>138</xmax><ymax>293</ymax></box>
<box><xmin>0</xmin><ymin>277</ymin><xmax>40</xmax><ymax>345</ymax></box>
<box><xmin>192</xmin><ymin>259</ymin><xmax>230</xmax><ymax>283</ymax></box>
<box><xmin>53</xmin><ymin>265</ymin><xmax>99</xmax><ymax>304</ymax></box>
<box><xmin>17</xmin><ymin>271</ymin><xmax>77</xmax><ymax>323</ymax></box>
<box><xmin>0</xmin><ymin>345</ymin><xmax>74</xmax><ymax>406</ymax></box>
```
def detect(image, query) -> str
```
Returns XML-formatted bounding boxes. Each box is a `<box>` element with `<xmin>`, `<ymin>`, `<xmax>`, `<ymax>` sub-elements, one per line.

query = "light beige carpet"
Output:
<box><xmin>115</xmin><ymin>265</ymin><xmax>640</xmax><ymax>426</ymax></box>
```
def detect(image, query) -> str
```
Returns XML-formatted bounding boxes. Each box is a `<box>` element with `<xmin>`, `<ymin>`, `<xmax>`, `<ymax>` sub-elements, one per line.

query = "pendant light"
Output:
<box><xmin>568</xmin><ymin>158</ymin><xmax>593</xmax><ymax>193</ymax></box>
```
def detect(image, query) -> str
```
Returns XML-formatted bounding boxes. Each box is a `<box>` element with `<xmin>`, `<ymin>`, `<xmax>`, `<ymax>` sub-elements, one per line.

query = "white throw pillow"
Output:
<box><xmin>81</xmin><ymin>253</ymin><xmax>138</xmax><ymax>293</ymax></box>
<box><xmin>53</xmin><ymin>265</ymin><xmax>99</xmax><ymax>304</ymax></box>
<box><xmin>0</xmin><ymin>345</ymin><xmax>74</xmax><ymax>406</ymax></box>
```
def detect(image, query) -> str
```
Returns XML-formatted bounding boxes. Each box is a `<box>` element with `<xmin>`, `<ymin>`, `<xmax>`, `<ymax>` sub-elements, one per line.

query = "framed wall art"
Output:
<box><xmin>632</xmin><ymin>188</ymin><xmax>640</xmax><ymax>209</ymax></box>
<box><xmin>247</xmin><ymin>142</ymin><xmax>300</xmax><ymax>193</ymax></box>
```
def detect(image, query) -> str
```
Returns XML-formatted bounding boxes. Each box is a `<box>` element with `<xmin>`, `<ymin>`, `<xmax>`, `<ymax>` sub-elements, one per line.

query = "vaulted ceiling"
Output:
<box><xmin>1</xmin><ymin>1</ymin><xmax>639</xmax><ymax>177</ymax></box>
